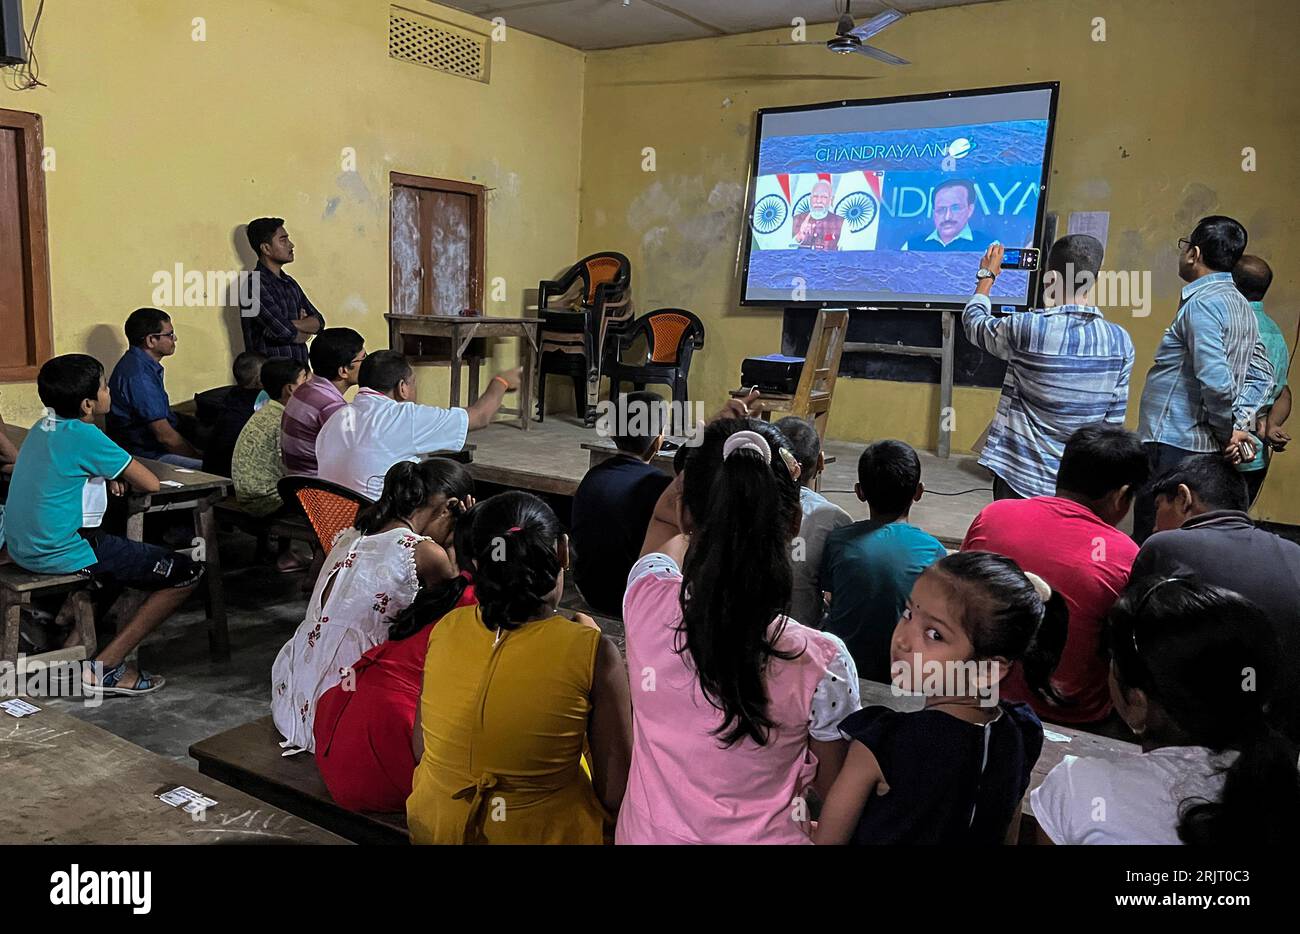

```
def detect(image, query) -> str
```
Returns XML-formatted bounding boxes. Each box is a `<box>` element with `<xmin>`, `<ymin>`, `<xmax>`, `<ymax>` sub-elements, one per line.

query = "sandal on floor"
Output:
<box><xmin>85</xmin><ymin>661</ymin><xmax>166</xmax><ymax>697</ymax></box>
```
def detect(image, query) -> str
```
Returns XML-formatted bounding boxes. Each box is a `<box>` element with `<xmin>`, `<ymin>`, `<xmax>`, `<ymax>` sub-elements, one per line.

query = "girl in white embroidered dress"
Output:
<box><xmin>271</xmin><ymin>458</ymin><xmax>473</xmax><ymax>752</ymax></box>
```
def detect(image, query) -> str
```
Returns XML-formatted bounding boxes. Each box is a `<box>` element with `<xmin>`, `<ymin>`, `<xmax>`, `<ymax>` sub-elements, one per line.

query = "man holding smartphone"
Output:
<box><xmin>963</xmin><ymin>235</ymin><xmax>1136</xmax><ymax>500</ymax></box>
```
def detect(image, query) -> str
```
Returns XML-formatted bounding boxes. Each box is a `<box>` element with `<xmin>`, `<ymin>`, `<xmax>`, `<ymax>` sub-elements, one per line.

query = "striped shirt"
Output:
<box><xmin>963</xmin><ymin>293</ymin><xmax>1135</xmax><ymax>498</ymax></box>
<box><xmin>280</xmin><ymin>376</ymin><xmax>347</xmax><ymax>476</ymax></box>
<box><xmin>1137</xmin><ymin>272</ymin><xmax>1275</xmax><ymax>453</ymax></box>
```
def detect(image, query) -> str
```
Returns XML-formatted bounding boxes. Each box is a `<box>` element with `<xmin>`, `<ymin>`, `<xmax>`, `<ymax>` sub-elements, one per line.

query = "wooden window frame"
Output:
<box><xmin>389</xmin><ymin>171</ymin><xmax>486</xmax><ymax>316</ymax></box>
<box><xmin>0</xmin><ymin>107</ymin><xmax>53</xmax><ymax>382</ymax></box>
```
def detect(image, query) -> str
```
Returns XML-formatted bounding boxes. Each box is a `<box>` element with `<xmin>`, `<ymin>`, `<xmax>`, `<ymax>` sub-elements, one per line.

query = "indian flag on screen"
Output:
<box><xmin>749</xmin><ymin>173</ymin><xmax>794</xmax><ymax>250</ymax></box>
<box><xmin>834</xmin><ymin>170</ymin><xmax>885</xmax><ymax>252</ymax></box>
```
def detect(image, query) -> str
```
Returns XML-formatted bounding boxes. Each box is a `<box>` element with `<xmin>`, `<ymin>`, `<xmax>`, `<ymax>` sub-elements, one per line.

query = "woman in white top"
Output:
<box><xmin>1032</xmin><ymin>578</ymin><xmax>1300</xmax><ymax>845</ymax></box>
<box><xmin>271</xmin><ymin>458</ymin><xmax>473</xmax><ymax>753</ymax></box>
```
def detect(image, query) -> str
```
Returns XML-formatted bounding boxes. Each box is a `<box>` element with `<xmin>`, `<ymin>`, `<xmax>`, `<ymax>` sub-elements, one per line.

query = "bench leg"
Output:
<box><xmin>70</xmin><ymin>590</ymin><xmax>98</xmax><ymax>660</ymax></box>
<box><xmin>1</xmin><ymin>590</ymin><xmax>20</xmax><ymax>665</ymax></box>
<box><xmin>196</xmin><ymin>502</ymin><xmax>230</xmax><ymax>662</ymax></box>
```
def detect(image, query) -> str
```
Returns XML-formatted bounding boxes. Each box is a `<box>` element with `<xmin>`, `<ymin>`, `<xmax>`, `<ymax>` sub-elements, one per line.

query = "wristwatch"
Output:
<box><xmin>976</xmin><ymin>268</ymin><xmax>997</xmax><ymax>281</ymax></box>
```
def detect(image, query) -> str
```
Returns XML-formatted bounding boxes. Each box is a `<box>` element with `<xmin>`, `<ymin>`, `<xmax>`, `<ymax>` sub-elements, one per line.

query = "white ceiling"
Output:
<box><xmin>436</xmin><ymin>0</ymin><xmax>1000</xmax><ymax>51</ymax></box>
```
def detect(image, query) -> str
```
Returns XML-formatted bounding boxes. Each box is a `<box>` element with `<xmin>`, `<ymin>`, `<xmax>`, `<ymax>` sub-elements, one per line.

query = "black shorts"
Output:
<box><xmin>78</xmin><ymin>531</ymin><xmax>205</xmax><ymax>591</ymax></box>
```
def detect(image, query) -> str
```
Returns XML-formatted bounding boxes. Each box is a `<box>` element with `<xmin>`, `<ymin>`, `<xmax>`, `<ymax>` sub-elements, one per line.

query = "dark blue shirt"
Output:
<box><xmin>240</xmin><ymin>260</ymin><xmax>325</xmax><ymax>365</ymax></box>
<box><xmin>571</xmin><ymin>455</ymin><xmax>672</xmax><ymax>616</ymax></box>
<box><xmin>106</xmin><ymin>346</ymin><xmax>176</xmax><ymax>459</ymax></box>
<box><xmin>839</xmin><ymin>702</ymin><xmax>1043</xmax><ymax>844</ymax></box>
<box><xmin>202</xmin><ymin>387</ymin><xmax>262</xmax><ymax>478</ymax></box>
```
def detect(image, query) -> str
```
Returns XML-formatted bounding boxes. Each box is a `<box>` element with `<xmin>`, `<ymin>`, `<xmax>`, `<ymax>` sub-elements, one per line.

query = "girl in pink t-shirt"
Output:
<box><xmin>617</xmin><ymin>418</ymin><xmax>859</xmax><ymax>845</ymax></box>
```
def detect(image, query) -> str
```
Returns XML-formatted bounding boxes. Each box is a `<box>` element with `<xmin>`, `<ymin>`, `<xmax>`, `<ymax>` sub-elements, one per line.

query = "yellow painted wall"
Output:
<box><xmin>0</xmin><ymin>0</ymin><xmax>585</xmax><ymax>416</ymax></box>
<box><xmin>576</xmin><ymin>0</ymin><xmax>1300</xmax><ymax>523</ymax></box>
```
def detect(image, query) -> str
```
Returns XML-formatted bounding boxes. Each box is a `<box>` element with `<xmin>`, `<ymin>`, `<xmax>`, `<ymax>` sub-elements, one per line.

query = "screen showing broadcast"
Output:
<box><xmin>740</xmin><ymin>84</ymin><xmax>1058</xmax><ymax>308</ymax></box>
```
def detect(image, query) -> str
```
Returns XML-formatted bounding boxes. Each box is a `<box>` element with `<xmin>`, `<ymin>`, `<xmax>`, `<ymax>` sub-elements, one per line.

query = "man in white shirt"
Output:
<box><xmin>316</xmin><ymin>350</ymin><xmax>520</xmax><ymax>499</ymax></box>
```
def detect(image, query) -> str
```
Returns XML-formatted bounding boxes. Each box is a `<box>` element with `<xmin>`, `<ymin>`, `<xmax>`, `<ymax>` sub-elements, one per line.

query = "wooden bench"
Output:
<box><xmin>214</xmin><ymin>497</ymin><xmax>317</xmax><ymax>552</ymax></box>
<box><xmin>0</xmin><ymin>705</ymin><xmax>346</xmax><ymax>844</ymax></box>
<box><xmin>189</xmin><ymin>716</ymin><xmax>409</xmax><ymax>845</ymax></box>
<box><xmin>0</xmin><ymin>565</ymin><xmax>97</xmax><ymax>667</ymax></box>
<box><xmin>857</xmin><ymin>679</ymin><xmax>1141</xmax><ymax>844</ymax></box>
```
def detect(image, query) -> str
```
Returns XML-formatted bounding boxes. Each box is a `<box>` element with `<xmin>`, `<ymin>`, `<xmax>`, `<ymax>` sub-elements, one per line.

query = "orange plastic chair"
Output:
<box><xmin>277</xmin><ymin>477</ymin><xmax>374</xmax><ymax>551</ymax></box>
<box><xmin>603</xmin><ymin>308</ymin><xmax>705</xmax><ymax>416</ymax></box>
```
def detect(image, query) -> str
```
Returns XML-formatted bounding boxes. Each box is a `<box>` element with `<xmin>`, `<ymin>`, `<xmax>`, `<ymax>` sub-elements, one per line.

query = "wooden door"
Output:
<box><xmin>390</xmin><ymin>173</ymin><xmax>484</xmax><ymax>317</ymax></box>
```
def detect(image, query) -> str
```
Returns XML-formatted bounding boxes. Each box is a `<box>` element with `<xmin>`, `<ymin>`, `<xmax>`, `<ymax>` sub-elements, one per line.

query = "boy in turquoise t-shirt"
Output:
<box><xmin>818</xmin><ymin>440</ymin><xmax>948</xmax><ymax>682</ymax></box>
<box><xmin>6</xmin><ymin>354</ymin><xmax>204</xmax><ymax>696</ymax></box>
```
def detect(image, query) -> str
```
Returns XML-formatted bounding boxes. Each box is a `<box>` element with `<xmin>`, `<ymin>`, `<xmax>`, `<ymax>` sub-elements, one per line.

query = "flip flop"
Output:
<box><xmin>86</xmin><ymin>661</ymin><xmax>166</xmax><ymax>697</ymax></box>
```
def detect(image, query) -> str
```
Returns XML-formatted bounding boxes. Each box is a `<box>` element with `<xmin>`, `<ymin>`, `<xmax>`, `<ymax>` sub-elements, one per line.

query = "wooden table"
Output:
<box><xmin>385</xmin><ymin>313</ymin><xmax>542</xmax><ymax>431</ymax></box>
<box><xmin>581</xmin><ymin>440</ymin><xmax>835</xmax><ymax>487</ymax></box>
<box><xmin>0</xmin><ymin>704</ymin><xmax>347</xmax><ymax>844</ymax></box>
<box><xmin>3</xmin><ymin>423</ymin><xmax>233</xmax><ymax>662</ymax></box>
<box><xmin>858</xmin><ymin>679</ymin><xmax>1141</xmax><ymax>841</ymax></box>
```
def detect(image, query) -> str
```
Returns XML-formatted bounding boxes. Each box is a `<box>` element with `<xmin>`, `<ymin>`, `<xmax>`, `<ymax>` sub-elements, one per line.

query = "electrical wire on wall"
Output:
<box><xmin>2</xmin><ymin>0</ymin><xmax>46</xmax><ymax>91</ymax></box>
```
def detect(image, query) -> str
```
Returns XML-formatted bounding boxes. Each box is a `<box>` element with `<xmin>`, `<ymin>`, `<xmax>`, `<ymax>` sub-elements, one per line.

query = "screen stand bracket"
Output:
<box><xmin>841</xmin><ymin>309</ymin><xmax>956</xmax><ymax>459</ymax></box>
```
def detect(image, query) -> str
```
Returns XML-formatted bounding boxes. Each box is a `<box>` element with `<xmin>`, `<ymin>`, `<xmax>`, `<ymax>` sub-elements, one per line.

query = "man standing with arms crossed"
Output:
<box><xmin>243</xmin><ymin>217</ymin><xmax>325</xmax><ymax>367</ymax></box>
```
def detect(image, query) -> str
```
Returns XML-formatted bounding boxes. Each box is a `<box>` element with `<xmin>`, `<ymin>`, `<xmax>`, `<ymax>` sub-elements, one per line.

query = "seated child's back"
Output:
<box><xmin>571</xmin><ymin>392</ymin><xmax>671</xmax><ymax>615</ymax></box>
<box><xmin>820</xmin><ymin>441</ymin><xmax>946</xmax><ymax>681</ymax></box>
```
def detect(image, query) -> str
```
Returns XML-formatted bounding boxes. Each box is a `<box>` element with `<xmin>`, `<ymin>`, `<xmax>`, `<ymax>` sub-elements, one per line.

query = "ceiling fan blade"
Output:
<box><xmin>742</xmin><ymin>41</ymin><xmax>826</xmax><ymax>47</ymax></box>
<box><xmin>849</xmin><ymin>8</ymin><xmax>906</xmax><ymax>41</ymax></box>
<box><xmin>852</xmin><ymin>44</ymin><xmax>910</xmax><ymax>65</ymax></box>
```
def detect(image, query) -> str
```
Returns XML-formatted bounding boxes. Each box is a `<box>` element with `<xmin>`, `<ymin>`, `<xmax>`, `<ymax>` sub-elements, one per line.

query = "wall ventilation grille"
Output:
<box><xmin>389</xmin><ymin>6</ymin><xmax>489</xmax><ymax>83</ymax></box>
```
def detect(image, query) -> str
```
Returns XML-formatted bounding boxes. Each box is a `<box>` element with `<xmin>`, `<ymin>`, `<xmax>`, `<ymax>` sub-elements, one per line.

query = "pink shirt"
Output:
<box><xmin>280</xmin><ymin>376</ymin><xmax>347</xmax><ymax>476</ymax></box>
<box><xmin>962</xmin><ymin>496</ymin><xmax>1138</xmax><ymax>724</ymax></box>
<box><xmin>616</xmin><ymin>554</ymin><xmax>849</xmax><ymax>845</ymax></box>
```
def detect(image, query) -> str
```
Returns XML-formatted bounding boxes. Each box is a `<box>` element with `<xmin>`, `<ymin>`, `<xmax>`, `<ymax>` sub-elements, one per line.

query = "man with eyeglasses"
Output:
<box><xmin>106</xmin><ymin>307</ymin><xmax>204</xmax><ymax>467</ymax></box>
<box><xmin>1134</xmin><ymin>215</ymin><xmax>1275</xmax><ymax>542</ymax></box>
<box><xmin>900</xmin><ymin>178</ymin><xmax>995</xmax><ymax>252</ymax></box>
<box><xmin>280</xmin><ymin>327</ymin><xmax>367</xmax><ymax>476</ymax></box>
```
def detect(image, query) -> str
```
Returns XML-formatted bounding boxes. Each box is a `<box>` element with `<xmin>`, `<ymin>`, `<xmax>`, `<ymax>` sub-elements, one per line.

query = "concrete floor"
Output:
<box><xmin>44</xmin><ymin>416</ymin><xmax>992</xmax><ymax>765</ymax></box>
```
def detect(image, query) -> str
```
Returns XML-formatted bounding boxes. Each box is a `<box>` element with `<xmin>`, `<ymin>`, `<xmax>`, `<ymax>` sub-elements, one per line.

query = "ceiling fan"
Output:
<box><xmin>827</xmin><ymin>3</ymin><xmax>910</xmax><ymax>64</ymax></box>
<box><xmin>752</xmin><ymin>2</ymin><xmax>910</xmax><ymax>66</ymax></box>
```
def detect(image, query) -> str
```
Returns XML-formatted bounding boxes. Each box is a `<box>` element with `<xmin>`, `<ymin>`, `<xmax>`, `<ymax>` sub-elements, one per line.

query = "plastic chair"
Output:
<box><xmin>603</xmin><ymin>308</ymin><xmax>705</xmax><ymax>427</ymax></box>
<box><xmin>276</xmin><ymin>476</ymin><xmax>374</xmax><ymax>552</ymax></box>
<box><xmin>536</xmin><ymin>252</ymin><xmax>632</xmax><ymax>424</ymax></box>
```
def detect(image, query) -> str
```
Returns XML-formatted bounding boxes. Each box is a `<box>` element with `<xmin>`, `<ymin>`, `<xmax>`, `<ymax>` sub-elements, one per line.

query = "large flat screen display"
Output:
<box><xmin>740</xmin><ymin>83</ymin><xmax>1058</xmax><ymax>309</ymax></box>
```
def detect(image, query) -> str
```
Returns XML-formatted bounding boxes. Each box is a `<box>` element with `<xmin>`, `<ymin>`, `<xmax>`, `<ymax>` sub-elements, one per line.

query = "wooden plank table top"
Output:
<box><xmin>582</xmin><ymin>439</ymin><xmax>835</xmax><ymax>480</ymax></box>
<box><xmin>0</xmin><ymin>704</ymin><xmax>348</xmax><ymax>844</ymax></box>
<box><xmin>857</xmin><ymin>679</ymin><xmax>1141</xmax><ymax>832</ymax></box>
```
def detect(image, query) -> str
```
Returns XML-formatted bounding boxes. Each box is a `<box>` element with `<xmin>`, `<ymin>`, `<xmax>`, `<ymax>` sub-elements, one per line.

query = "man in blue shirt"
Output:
<box><xmin>241</xmin><ymin>216</ymin><xmax>325</xmax><ymax>366</ymax></box>
<box><xmin>964</xmin><ymin>236</ymin><xmax>1135</xmax><ymax>500</ymax></box>
<box><xmin>818</xmin><ymin>439</ymin><xmax>948</xmax><ymax>682</ymax></box>
<box><xmin>1231</xmin><ymin>255</ymin><xmax>1291</xmax><ymax>506</ymax></box>
<box><xmin>106</xmin><ymin>307</ymin><xmax>203</xmax><ymax>467</ymax></box>
<box><xmin>900</xmin><ymin>179</ymin><xmax>995</xmax><ymax>252</ymax></box>
<box><xmin>1134</xmin><ymin>216</ymin><xmax>1275</xmax><ymax>541</ymax></box>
